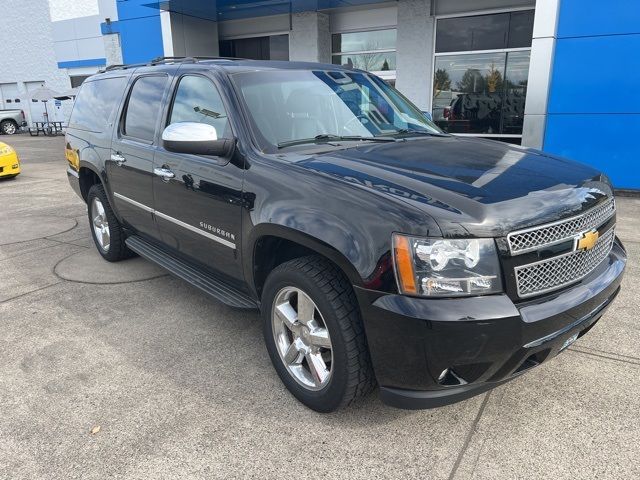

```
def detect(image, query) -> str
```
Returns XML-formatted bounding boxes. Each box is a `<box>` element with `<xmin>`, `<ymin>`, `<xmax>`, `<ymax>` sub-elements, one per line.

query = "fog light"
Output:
<box><xmin>12</xmin><ymin>164</ymin><xmax>19</xmax><ymax>169</ymax></box>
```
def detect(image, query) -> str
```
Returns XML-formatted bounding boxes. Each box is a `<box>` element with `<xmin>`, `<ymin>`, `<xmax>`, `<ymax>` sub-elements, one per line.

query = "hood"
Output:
<box><xmin>295</xmin><ymin>136</ymin><xmax>613</xmax><ymax>237</ymax></box>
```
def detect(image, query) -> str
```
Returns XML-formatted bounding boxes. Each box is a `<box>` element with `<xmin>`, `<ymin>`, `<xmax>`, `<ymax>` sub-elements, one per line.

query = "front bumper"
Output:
<box><xmin>356</xmin><ymin>239</ymin><xmax>627</xmax><ymax>409</ymax></box>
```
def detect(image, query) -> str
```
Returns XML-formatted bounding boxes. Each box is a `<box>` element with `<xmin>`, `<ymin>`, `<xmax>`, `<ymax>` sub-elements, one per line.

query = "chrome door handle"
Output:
<box><xmin>111</xmin><ymin>153</ymin><xmax>126</xmax><ymax>166</ymax></box>
<box><xmin>153</xmin><ymin>167</ymin><xmax>175</xmax><ymax>180</ymax></box>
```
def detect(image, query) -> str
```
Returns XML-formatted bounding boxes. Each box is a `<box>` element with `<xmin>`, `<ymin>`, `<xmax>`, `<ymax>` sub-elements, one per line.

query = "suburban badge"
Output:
<box><xmin>199</xmin><ymin>221</ymin><xmax>235</xmax><ymax>241</ymax></box>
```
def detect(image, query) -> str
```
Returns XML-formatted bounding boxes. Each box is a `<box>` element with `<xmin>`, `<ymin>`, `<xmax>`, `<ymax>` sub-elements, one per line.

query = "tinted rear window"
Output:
<box><xmin>68</xmin><ymin>77</ymin><xmax>127</xmax><ymax>133</ymax></box>
<box><xmin>123</xmin><ymin>75</ymin><xmax>168</xmax><ymax>142</ymax></box>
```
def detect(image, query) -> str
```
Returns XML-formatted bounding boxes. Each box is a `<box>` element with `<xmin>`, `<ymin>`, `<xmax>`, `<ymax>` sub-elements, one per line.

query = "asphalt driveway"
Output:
<box><xmin>1</xmin><ymin>134</ymin><xmax>639</xmax><ymax>479</ymax></box>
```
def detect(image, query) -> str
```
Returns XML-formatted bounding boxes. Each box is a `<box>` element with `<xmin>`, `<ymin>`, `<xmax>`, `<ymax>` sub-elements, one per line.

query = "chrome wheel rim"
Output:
<box><xmin>271</xmin><ymin>286</ymin><xmax>333</xmax><ymax>391</ymax></box>
<box><xmin>3</xmin><ymin>122</ymin><xmax>16</xmax><ymax>134</ymax></box>
<box><xmin>91</xmin><ymin>197</ymin><xmax>110</xmax><ymax>252</ymax></box>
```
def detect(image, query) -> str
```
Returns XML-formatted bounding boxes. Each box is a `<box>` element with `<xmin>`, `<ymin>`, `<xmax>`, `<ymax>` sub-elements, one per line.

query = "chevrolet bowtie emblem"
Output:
<box><xmin>577</xmin><ymin>230</ymin><xmax>599</xmax><ymax>251</ymax></box>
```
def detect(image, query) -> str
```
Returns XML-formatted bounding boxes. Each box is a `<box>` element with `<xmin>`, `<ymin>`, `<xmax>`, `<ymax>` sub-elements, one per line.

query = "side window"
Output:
<box><xmin>68</xmin><ymin>77</ymin><xmax>127</xmax><ymax>132</ymax></box>
<box><xmin>123</xmin><ymin>75</ymin><xmax>167</xmax><ymax>142</ymax></box>
<box><xmin>169</xmin><ymin>76</ymin><xmax>230</xmax><ymax>138</ymax></box>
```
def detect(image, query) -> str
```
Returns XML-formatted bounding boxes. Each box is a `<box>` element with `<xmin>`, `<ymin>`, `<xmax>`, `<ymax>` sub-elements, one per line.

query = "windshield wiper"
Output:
<box><xmin>277</xmin><ymin>134</ymin><xmax>395</xmax><ymax>149</ymax></box>
<box><xmin>393</xmin><ymin>128</ymin><xmax>448</xmax><ymax>137</ymax></box>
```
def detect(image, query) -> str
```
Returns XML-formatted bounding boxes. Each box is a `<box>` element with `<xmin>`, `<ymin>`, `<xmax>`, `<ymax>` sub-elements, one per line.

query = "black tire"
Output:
<box><xmin>261</xmin><ymin>255</ymin><xmax>375</xmax><ymax>412</ymax></box>
<box><xmin>87</xmin><ymin>184</ymin><xmax>134</xmax><ymax>262</ymax></box>
<box><xmin>0</xmin><ymin>120</ymin><xmax>18</xmax><ymax>135</ymax></box>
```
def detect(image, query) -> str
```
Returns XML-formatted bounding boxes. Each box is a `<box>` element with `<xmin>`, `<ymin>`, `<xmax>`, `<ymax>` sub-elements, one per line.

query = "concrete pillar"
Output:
<box><xmin>161</xmin><ymin>11</ymin><xmax>219</xmax><ymax>58</ymax></box>
<box><xmin>522</xmin><ymin>0</ymin><xmax>560</xmax><ymax>149</ymax></box>
<box><xmin>289</xmin><ymin>12</ymin><xmax>331</xmax><ymax>63</ymax></box>
<box><xmin>395</xmin><ymin>0</ymin><xmax>434</xmax><ymax>111</ymax></box>
<box><xmin>103</xmin><ymin>33</ymin><xmax>123</xmax><ymax>66</ymax></box>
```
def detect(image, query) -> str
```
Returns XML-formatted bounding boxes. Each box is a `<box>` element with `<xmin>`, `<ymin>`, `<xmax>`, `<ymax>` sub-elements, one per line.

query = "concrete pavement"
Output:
<box><xmin>1</xmin><ymin>135</ymin><xmax>638</xmax><ymax>479</ymax></box>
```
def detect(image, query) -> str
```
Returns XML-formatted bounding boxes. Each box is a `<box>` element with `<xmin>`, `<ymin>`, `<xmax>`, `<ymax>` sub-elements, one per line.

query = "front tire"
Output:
<box><xmin>0</xmin><ymin>120</ymin><xmax>18</xmax><ymax>135</ymax></box>
<box><xmin>87</xmin><ymin>184</ymin><xmax>134</xmax><ymax>262</ymax></box>
<box><xmin>262</xmin><ymin>256</ymin><xmax>375</xmax><ymax>412</ymax></box>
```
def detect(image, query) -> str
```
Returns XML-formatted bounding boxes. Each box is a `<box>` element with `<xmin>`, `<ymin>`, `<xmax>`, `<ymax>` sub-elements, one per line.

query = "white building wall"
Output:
<box><xmin>97</xmin><ymin>0</ymin><xmax>118</xmax><ymax>22</ymax></box>
<box><xmin>218</xmin><ymin>14</ymin><xmax>290</xmax><ymax>40</ymax></box>
<box><xmin>48</xmin><ymin>0</ymin><xmax>99</xmax><ymax>21</ymax></box>
<box><xmin>0</xmin><ymin>0</ymin><xmax>71</xmax><ymax>124</ymax></box>
<box><xmin>51</xmin><ymin>15</ymin><xmax>106</xmax><ymax>65</ymax></box>
<box><xmin>329</xmin><ymin>4</ymin><xmax>397</xmax><ymax>32</ymax></box>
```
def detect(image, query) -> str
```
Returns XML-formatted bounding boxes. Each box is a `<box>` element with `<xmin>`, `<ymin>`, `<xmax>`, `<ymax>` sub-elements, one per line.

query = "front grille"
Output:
<box><xmin>507</xmin><ymin>198</ymin><xmax>616</xmax><ymax>255</ymax></box>
<box><xmin>515</xmin><ymin>227</ymin><xmax>615</xmax><ymax>298</ymax></box>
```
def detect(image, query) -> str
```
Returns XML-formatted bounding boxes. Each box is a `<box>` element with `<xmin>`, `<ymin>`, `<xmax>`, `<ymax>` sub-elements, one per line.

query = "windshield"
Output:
<box><xmin>232</xmin><ymin>69</ymin><xmax>444</xmax><ymax>151</ymax></box>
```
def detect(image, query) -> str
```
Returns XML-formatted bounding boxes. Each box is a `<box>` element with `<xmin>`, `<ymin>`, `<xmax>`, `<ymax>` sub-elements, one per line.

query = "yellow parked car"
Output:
<box><xmin>0</xmin><ymin>141</ymin><xmax>20</xmax><ymax>179</ymax></box>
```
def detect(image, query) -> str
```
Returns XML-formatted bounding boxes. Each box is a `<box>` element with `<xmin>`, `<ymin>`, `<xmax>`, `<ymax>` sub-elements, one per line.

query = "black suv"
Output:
<box><xmin>65</xmin><ymin>57</ymin><xmax>626</xmax><ymax>412</ymax></box>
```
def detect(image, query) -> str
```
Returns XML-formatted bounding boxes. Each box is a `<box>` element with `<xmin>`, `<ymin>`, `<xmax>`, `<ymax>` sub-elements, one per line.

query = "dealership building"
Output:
<box><xmin>0</xmin><ymin>0</ymin><xmax>638</xmax><ymax>189</ymax></box>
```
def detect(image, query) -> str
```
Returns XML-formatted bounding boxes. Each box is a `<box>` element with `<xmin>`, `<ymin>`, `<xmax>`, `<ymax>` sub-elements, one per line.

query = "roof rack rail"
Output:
<box><xmin>99</xmin><ymin>56</ymin><xmax>244</xmax><ymax>73</ymax></box>
<box><xmin>148</xmin><ymin>56</ymin><xmax>197</xmax><ymax>65</ymax></box>
<box><xmin>191</xmin><ymin>56</ymin><xmax>245</xmax><ymax>61</ymax></box>
<box><xmin>99</xmin><ymin>61</ymin><xmax>152</xmax><ymax>73</ymax></box>
<box><xmin>150</xmin><ymin>56</ymin><xmax>245</xmax><ymax>63</ymax></box>
<box><xmin>103</xmin><ymin>64</ymin><xmax>125</xmax><ymax>71</ymax></box>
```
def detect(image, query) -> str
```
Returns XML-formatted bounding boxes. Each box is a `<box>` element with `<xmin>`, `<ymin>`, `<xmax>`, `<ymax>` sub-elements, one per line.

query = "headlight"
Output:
<box><xmin>0</xmin><ymin>146</ymin><xmax>14</xmax><ymax>156</ymax></box>
<box><xmin>392</xmin><ymin>234</ymin><xmax>503</xmax><ymax>297</ymax></box>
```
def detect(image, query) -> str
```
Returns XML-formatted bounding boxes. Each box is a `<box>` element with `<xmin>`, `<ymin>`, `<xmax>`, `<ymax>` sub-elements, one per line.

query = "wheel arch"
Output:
<box><xmin>78</xmin><ymin>161</ymin><xmax>104</xmax><ymax>202</ymax></box>
<box><xmin>247</xmin><ymin>224</ymin><xmax>364</xmax><ymax>299</ymax></box>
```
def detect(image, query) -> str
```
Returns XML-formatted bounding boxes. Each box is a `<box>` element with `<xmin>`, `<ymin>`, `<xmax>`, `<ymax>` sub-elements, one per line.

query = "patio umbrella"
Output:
<box><xmin>54</xmin><ymin>87</ymin><xmax>80</xmax><ymax>100</ymax></box>
<box><xmin>27</xmin><ymin>87</ymin><xmax>63</xmax><ymax>120</ymax></box>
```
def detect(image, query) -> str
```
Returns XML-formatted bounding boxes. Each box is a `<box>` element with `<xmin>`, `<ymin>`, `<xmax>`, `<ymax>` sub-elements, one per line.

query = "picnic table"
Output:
<box><xmin>29</xmin><ymin>121</ymin><xmax>65</xmax><ymax>136</ymax></box>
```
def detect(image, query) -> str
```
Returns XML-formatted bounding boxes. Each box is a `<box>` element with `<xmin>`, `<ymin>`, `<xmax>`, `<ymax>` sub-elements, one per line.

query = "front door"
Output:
<box><xmin>108</xmin><ymin>74</ymin><xmax>169</xmax><ymax>239</ymax></box>
<box><xmin>152</xmin><ymin>73</ymin><xmax>245</xmax><ymax>281</ymax></box>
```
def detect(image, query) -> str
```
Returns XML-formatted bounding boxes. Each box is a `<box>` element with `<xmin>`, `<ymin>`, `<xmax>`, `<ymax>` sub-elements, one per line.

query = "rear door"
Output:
<box><xmin>108</xmin><ymin>73</ymin><xmax>170</xmax><ymax>239</ymax></box>
<box><xmin>152</xmin><ymin>71</ymin><xmax>245</xmax><ymax>281</ymax></box>
<box><xmin>65</xmin><ymin>74</ymin><xmax>128</xmax><ymax>185</ymax></box>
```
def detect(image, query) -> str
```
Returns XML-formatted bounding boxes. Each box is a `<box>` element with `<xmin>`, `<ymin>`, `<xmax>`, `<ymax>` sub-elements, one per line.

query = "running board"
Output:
<box><xmin>125</xmin><ymin>235</ymin><xmax>258</xmax><ymax>310</ymax></box>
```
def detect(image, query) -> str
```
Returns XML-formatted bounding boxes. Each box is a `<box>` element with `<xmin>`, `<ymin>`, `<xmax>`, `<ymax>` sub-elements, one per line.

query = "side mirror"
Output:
<box><xmin>162</xmin><ymin>122</ymin><xmax>234</xmax><ymax>157</ymax></box>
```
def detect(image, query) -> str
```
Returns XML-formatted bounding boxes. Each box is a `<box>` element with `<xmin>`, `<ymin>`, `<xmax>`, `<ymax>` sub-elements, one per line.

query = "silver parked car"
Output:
<box><xmin>0</xmin><ymin>109</ymin><xmax>26</xmax><ymax>135</ymax></box>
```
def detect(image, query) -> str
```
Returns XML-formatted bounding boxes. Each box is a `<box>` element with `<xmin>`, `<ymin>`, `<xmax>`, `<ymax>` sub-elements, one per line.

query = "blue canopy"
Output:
<box><xmin>148</xmin><ymin>0</ymin><xmax>391</xmax><ymax>21</ymax></box>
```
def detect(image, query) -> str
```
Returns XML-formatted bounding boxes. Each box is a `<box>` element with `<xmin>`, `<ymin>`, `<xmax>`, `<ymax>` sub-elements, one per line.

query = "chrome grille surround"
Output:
<box><xmin>507</xmin><ymin>198</ymin><xmax>616</xmax><ymax>255</ymax></box>
<box><xmin>515</xmin><ymin>227</ymin><xmax>616</xmax><ymax>298</ymax></box>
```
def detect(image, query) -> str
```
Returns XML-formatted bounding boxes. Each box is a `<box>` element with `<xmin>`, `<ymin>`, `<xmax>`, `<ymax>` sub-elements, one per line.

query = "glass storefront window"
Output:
<box><xmin>332</xmin><ymin>52</ymin><xmax>396</xmax><ymax>72</ymax></box>
<box><xmin>432</xmin><ymin>10</ymin><xmax>533</xmax><ymax>137</ymax></box>
<box><xmin>332</xmin><ymin>29</ymin><xmax>397</xmax><ymax>54</ymax></box>
<box><xmin>502</xmin><ymin>51</ymin><xmax>530</xmax><ymax>134</ymax></box>
<box><xmin>436</xmin><ymin>11</ymin><xmax>534</xmax><ymax>53</ymax></box>
<box><xmin>332</xmin><ymin>29</ymin><xmax>397</xmax><ymax>84</ymax></box>
<box><xmin>219</xmin><ymin>34</ymin><xmax>289</xmax><ymax>61</ymax></box>
<box><xmin>432</xmin><ymin>51</ymin><xmax>530</xmax><ymax>135</ymax></box>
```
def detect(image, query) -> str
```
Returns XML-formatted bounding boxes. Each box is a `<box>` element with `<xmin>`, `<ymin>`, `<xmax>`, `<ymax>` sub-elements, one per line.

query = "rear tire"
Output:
<box><xmin>87</xmin><ymin>184</ymin><xmax>134</xmax><ymax>262</ymax></box>
<box><xmin>0</xmin><ymin>120</ymin><xmax>18</xmax><ymax>135</ymax></box>
<box><xmin>262</xmin><ymin>255</ymin><xmax>375</xmax><ymax>412</ymax></box>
